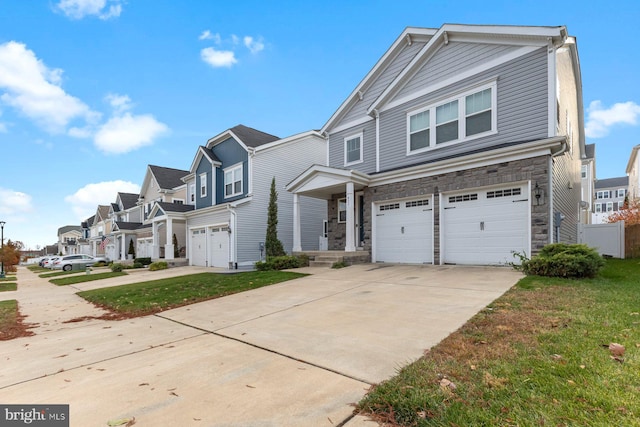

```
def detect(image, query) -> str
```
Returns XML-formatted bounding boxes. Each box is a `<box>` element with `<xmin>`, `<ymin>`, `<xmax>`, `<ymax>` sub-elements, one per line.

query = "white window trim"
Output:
<box><xmin>337</xmin><ymin>198</ymin><xmax>347</xmax><ymax>223</ymax></box>
<box><xmin>199</xmin><ymin>173</ymin><xmax>207</xmax><ymax>198</ymax></box>
<box><xmin>189</xmin><ymin>183</ymin><xmax>196</xmax><ymax>203</ymax></box>
<box><xmin>406</xmin><ymin>81</ymin><xmax>497</xmax><ymax>156</ymax></box>
<box><xmin>224</xmin><ymin>163</ymin><xmax>243</xmax><ymax>198</ymax></box>
<box><xmin>606</xmin><ymin>202</ymin><xmax>614</xmax><ymax>212</ymax></box>
<box><xmin>344</xmin><ymin>132</ymin><xmax>363</xmax><ymax>166</ymax></box>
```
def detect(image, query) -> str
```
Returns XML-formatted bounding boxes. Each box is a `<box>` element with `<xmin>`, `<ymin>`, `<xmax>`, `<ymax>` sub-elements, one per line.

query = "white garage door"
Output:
<box><xmin>375</xmin><ymin>198</ymin><xmax>433</xmax><ymax>264</ymax></box>
<box><xmin>209</xmin><ymin>227</ymin><xmax>229</xmax><ymax>268</ymax></box>
<box><xmin>136</xmin><ymin>239</ymin><xmax>152</xmax><ymax>258</ymax></box>
<box><xmin>190</xmin><ymin>228</ymin><xmax>207</xmax><ymax>266</ymax></box>
<box><xmin>442</xmin><ymin>186</ymin><xmax>529</xmax><ymax>265</ymax></box>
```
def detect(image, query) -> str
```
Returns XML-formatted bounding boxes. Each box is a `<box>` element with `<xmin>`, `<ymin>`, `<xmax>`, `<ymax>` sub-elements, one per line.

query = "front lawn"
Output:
<box><xmin>0</xmin><ymin>282</ymin><xmax>17</xmax><ymax>292</ymax></box>
<box><xmin>0</xmin><ymin>300</ymin><xmax>34</xmax><ymax>340</ymax></box>
<box><xmin>50</xmin><ymin>271</ymin><xmax>128</xmax><ymax>286</ymax></box>
<box><xmin>78</xmin><ymin>271</ymin><xmax>306</xmax><ymax>317</ymax></box>
<box><xmin>357</xmin><ymin>258</ymin><xmax>640</xmax><ymax>426</ymax></box>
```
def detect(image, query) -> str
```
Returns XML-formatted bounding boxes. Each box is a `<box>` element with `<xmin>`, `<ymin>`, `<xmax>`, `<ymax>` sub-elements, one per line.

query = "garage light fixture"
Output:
<box><xmin>534</xmin><ymin>182</ymin><xmax>543</xmax><ymax>205</ymax></box>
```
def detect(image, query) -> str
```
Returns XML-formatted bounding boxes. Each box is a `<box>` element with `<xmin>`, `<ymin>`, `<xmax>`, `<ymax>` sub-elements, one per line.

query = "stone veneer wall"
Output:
<box><xmin>327</xmin><ymin>156</ymin><xmax>551</xmax><ymax>263</ymax></box>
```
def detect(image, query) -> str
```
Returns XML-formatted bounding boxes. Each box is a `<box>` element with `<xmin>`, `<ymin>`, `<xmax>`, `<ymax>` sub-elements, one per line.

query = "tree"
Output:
<box><xmin>0</xmin><ymin>240</ymin><xmax>23</xmax><ymax>273</ymax></box>
<box><xmin>606</xmin><ymin>198</ymin><xmax>640</xmax><ymax>226</ymax></box>
<box><xmin>128</xmin><ymin>239</ymin><xmax>136</xmax><ymax>258</ymax></box>
<box><xmin>172</xmin><ymin>233</ymin><xmax>180</xmax><ymax>258</ymax></box>
<box><xmin>265</xmin><ymin>177</ymin><xmax>285</xmax><ymax>258</ymax></box>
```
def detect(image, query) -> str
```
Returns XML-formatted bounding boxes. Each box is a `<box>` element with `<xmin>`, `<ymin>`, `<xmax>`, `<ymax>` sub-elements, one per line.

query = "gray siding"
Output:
<box><xmin>328</xmin><ymin>119</ymin><xmax>376</xmax><ymax>173</ymax></box>
<box><xmin>397</xmin><ymin>42</ymin><xmax>520</xmax><ymax>98</ymax></box>
<box><xmin>340</xmin><ymin>41</ymin><xmax>426</xmax><ymax>125</ymax></box>
<box><xmin>378</xmin><ymin>47</ymin><xmax>548</xmax><ymax>172</ymax></box>
<box><xmin>187</xmin><ymin>209</ymin><xmax>230</xmax><ymax>228</ymax></box>
<box><xmin>235</xmin><ymin>135</ymin><xmax>327</xmax><ymax>265</ymax></box>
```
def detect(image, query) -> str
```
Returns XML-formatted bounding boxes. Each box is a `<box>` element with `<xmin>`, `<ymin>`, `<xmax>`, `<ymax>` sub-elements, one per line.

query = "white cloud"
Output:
<box><xmin>201</xmin><ymin>47</ymin><xmax>237</xmax><ymax>68</ymax></box>
<box><xmin>0</xmin><ymin>187</ymin><xmax>33</xmax><ymax>216</ymax></box>
<box><xmin>244</xmin><ymin>36</ymin><xmax>265</xmax><ymax>54</ymax></box>
<box><xmin>65</xmin><ymin>181</ymin><xmax>140</xmax><ymax>220</ymax></box>
<box><xmin>585</xmin><ymin>100</ymin><xmax>640</xmax><ymax>138</ymax></box>
<box><xmin>94</xmin><ymin>112</ymin><xmax>169</xmax><ymax>154</ymax></box>
<box><xmin>199</xmin><ymin>30</ymin><xmax>221</xmax><ymax>44</ymax></box>
<box><xmin>231</xmin><ymin>34</ymin><xmax>240</xmax><ymax>45</ymax></box>
<box><xmin>105</xmin><ymin>93</ymin><xmax>132</xmax><ymax>114</ymax></box>
<box><xmin>0</xmin><ymin>41</ymin><xmax>97</xmax><ymax>133</ymax></box>
<box><xmin>55</xmin><ymin>0</ymin><xmax>122</xmax><ymax>20</ymax></box>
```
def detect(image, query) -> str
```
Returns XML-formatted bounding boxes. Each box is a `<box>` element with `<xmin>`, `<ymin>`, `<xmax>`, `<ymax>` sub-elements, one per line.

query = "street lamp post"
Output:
<box><xmin>0</xmin><ymin>221</ymin><xmax>5</xmax><ymax>279</ymax></box>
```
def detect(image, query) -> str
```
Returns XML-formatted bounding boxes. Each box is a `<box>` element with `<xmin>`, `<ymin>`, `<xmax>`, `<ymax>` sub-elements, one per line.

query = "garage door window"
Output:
<box><xmin>406</xmin><ymin>199</ymin><xmax>429</xmax><ymax>208</ymax></box>
<box><xmin>448</xmin><ymin>193</ymin><xmax>478</xmax><ymax>203</ymax></box>
<box><xmin>486</xmin><ymin>188</ymin><xmax>521</xmax><ymax>198</ymax></box>
<box><xmin>379</xmin><ymin>203</ymin><xmax>400</xmax><ymax>211</ymax></box>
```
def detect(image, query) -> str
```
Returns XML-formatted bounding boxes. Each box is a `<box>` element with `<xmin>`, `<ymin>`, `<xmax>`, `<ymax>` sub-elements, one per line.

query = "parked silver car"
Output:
<box><xmin>52</xmin><ymin>254</ymin><xmax>108</xmax><ymax>271</ymax></box>
<box><xmin>42</xmin><ymin>257</ymin><xmax>60</xmax><ymax>269</ymax></box>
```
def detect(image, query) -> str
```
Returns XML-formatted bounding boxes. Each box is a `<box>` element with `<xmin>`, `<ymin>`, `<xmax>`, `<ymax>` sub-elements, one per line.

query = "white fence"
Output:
<box><xmin>577</xmin><ymin>222</ymin><xmax>625</xmax><ymax>258</ymax></box>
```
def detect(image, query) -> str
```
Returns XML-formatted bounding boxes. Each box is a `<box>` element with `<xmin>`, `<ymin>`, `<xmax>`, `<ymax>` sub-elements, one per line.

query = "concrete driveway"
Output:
<box><xmin>1</xmin><ymin>264</ymin><xmax>521</xmax><ymax>426</ymax></box>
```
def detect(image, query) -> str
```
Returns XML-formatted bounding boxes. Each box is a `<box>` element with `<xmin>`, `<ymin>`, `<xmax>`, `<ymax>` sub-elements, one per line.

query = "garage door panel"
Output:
<box><xmin>443</xmin><ymin>186</ymin><xmax>528</xmax><ymax>265</ymax></box>
<box><xmin>376</xmin><ymin>199</ymin><xmax>433</xmax><ymax>264</ymax></box>
<box><xmin>190</xmin><ymin>229</ymin><xmax>207</xmax><ymax>266</ymax></box>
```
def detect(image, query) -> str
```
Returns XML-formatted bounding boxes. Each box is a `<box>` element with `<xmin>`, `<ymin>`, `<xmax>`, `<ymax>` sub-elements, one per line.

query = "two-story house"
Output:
<box><xmin>57</xmin><ymin>225</ymin><xmax>83</xmax><ymax>255</ymax></box>
<box><xmin>627</xmin><ymin>144</ymin><xmax>640</xmax><ymax>201</ymax></box>
<box><xmin>108</xmin><ymin>192</ymin><xmax>146</xmax><ymax>261</ymax></box>
<box><xmin>288</xmin><ymin>24</ymin><xmax>585</xmax><ymax>265</ymax></box>
<box><xmin>592</xmin><ymin>176</ymin><xmax>628</xmax><ymax>224</ymax></box>
<box><xmin>137</xmin><ymin>165</ymin><xmax>191</xmax><ymax>260</ymax></box>
<box><xmin>182</xmin><ymin>124</ymin><xmax>327</xmax><ymax>268</ymax></box>
<box><xmin>88</xmin><ymin>205</ymin><xmax>111</xmax><ymax>257</ymax></box>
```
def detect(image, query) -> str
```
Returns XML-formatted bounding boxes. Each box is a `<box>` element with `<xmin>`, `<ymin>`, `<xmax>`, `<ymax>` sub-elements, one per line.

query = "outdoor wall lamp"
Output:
<box><xmin>534</xmin><ymin>182</ymin><xmax>543</xmax><ymax>206</ymax></box>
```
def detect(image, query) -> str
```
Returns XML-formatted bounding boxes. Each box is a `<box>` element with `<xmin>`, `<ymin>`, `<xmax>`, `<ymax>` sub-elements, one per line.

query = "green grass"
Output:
<box><xmin>358</xmin><ymin>258</ymin><xmax>640</xmax><ymax>426</ymax></box>
<box><xmin>0</xmin><ymin>282</ymin><xmax>17</xmax><ymax>292</ymax></box>
<box><xmin>27</xmin><ymin>265</ymin><xmax>49</xmax><ymax>273</ymax></box>
<box><xmin>50</xmin><ymin>271</ymin><xmax>128</xmax><ymax>286</ymax></box>
<box><xmin>0</xmin><ymin>276</ymin><xmax>17</xmax><ymax>281</ymax></box>
<box><xmin>39</xmin><ymin>270</ymin><xmax>86</xmax><ymax>278</ymax></box>
<box><xmin>77</xmin><ymin>271</ymin><xmax>306</xmax><ymax>317</ymax></box>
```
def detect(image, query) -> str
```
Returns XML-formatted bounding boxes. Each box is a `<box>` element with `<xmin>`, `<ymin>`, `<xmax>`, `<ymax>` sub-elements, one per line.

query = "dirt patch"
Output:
<box><xmin>0</xmin><ymin>310</ymin><xmax>37</xmax><ymax>340</ymax></box>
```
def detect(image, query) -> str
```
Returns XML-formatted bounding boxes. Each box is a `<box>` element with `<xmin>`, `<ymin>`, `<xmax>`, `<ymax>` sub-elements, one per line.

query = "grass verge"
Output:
<box><xmin>0</xmin><ymin>282</ymin><xmax>17</xmax><ymax>292</ymax></box>
<box><xmin>0</xmin><ymin>276</ymin><xmax>17</xmax><ymax>281</ymax></box>
<box><xmin>50</xmin><ymin>271</ymin><xmax>128</xmax><ymax>286</ymax></box>
<box><xmin>77</xmin><ymin>271</ymin><xmax>306</xmax><ymax>317</ymax></box>
<box><xmin>39</xmin><ymin>270</ymin><xmax>86</xmax><ymax>278</ymax></box>
<box><xmin>0</xmin><ymin>300</ymin><xmax>35</xmax><ymax>340</ymax></box>
<box><xmin>357</xmin><ymin>258</ymin><xmax>640</xmax><ymax>426</ymax></box>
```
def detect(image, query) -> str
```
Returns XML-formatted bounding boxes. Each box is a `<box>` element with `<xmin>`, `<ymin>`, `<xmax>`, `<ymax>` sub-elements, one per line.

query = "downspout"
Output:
<box><xmin>373</xmin><ymin>109</ymin><xmax>380</xmax><ymax>173</ymax></box>
<box><xmin>247</xmin><ymin>147</ymin><xmax>255</xmax><ymax>196</ymax></box>
<box><xmin>227</xmin><ymin>204</ymin><xmax>237</xmax><ymax>269</ymax></box>
<box><xmin>549</xmin><ymin>140</ymin><xmax>568</xmax><ymax>243</ymax></box>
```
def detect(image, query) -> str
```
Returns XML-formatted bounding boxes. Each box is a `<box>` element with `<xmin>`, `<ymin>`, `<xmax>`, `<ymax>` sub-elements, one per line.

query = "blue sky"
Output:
<box><xmin>0</xmin><ymin>0</ymin><xmax>639</xmax><ymax>250</ymax></box>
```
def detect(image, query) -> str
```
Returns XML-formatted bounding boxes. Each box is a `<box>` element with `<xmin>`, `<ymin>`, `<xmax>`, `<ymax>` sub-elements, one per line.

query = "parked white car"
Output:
<box><xmin>42</xmin><ymin>257</ymin><xmax>60</xmax><ymax>269</ymax></box>
<box><xmin>52</xmin><ymin>254</ymin><xmax>108</xmax><ymax>271</ymax></box>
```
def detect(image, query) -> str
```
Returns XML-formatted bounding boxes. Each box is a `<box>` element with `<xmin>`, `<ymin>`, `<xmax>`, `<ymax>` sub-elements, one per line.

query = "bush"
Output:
<box><xmin>110</xmin><ymin>263</ymin><xmax>124</xmax><ymax>272</ymax></box>
<box><xmin>255</xmin><ymin>255</ymin><xmax>307</xmax><ymax>271</ymax></box>
<box><xmin>134</xmin><ymin>257</ymin><xmax>152</xmax><ymax>266</ymax></box>
<box><xmin>132</xmin><ymin>262</ymin><xmax>144</xmax><ymax>269</ymax></box>
<box><xmin>520</xmin><ymin>243</ymin><xmax>605</xmax><ymax>278</ymax></box>
<box><xmin>149</xmin><ymin>261</ymin><xmax>168</xmax><ymax>271</ymax></box>
<box><xmin>331</xmin><ymin>261</ymin><xmax>348</xmax><ymax>269</ymax></box>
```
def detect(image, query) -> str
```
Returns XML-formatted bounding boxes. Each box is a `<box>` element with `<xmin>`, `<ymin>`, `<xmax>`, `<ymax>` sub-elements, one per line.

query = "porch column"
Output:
<box><xmin>345</xmin><ymin>182</ymin><xmax>356</xmax><ymax>252</ymax></box>
<box><xmin>165</xmin><ymin>218</ymin><xmax>175</xmax><ymax>260</ymax></box>
<box><xmin>152</xmin><ymin>222</ymin><xmax>160</xmax><ymax>259</ymax></box>
<box><xmin>292</xmin><ymin>193</ymin><xmax>302</xmax><ymax>252</ymax></box>
<box><xmin>120</xmin><ymin>235</ymin><xmax>126</xmax><ymax>261</ymax></box>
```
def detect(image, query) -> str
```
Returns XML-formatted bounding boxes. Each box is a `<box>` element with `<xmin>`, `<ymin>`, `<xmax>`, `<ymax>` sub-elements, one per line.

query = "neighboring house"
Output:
<box><xmin>183</xmin><ymin>124</ymin><xmax>327</xmax><ymax>268</ymax></box>
<box><xmin>627</xmin><ymin>144</ymin><xmax>640</xmax><ymax>201</ymax></box>
<box><xmin>57</xmin><ymin>225</ymin><xmax>83</xmax><ymax>255</ymax></box>
<box><xmin>88</xmin><ymin>205</ymin><xmax>112</xmax><ymax>258</ymax></box>
<box><xmin>287</xmin><ymin>24</ymin><xmax>585</xmax><ymax>265</ymax></box>
<box><xmin>581</xmin><ymin>143</ymin><xmax>596</xmax><ymax>224</ymax></box>
<box><xmin>138</xmin><ymin>165</ymin><xmax>191</xmax><ymax>260</ymax></box>
<box><xmin>592</xmin><ymin>176</ymin><xmax>629</xmax><ymax>224</ymax></box>
<box><xmin>108</xmin><ymin>192</ymin><xmax>147</xmax><ymax>261</ymax></box>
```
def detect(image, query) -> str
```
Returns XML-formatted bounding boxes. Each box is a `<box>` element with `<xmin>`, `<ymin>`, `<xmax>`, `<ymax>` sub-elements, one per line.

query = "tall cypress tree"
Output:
<box><xmin>265</xmin><ymin>177</ymin><xmax>285</xmax><ymax>257</ymax></box>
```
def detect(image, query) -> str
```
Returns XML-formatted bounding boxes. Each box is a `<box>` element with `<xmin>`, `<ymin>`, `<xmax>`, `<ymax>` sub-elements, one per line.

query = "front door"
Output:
<box><xmin>356</xmin><ymin>193</ymin><xmax>365</xmax><ymax>247</ymax></box>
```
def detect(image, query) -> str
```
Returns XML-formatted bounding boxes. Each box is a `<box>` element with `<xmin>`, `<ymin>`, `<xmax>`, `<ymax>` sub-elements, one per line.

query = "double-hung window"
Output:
<box><xmin>407</xmin><ymin>82</ymin><xmax>496</xmax><ymax>154</ymax></box>
<box><xmin>337</xmin><ymin>199</ymin><xmax>347</xmax><ymax>223</ymax></box>
<box><xmin>224</xmin><ymin>164</ymin><xmax>243</xmax><ymax>198</ymax></box>
<box><xmin>200</xmin><ymin>173</ymin><xmax>207</xmax><ymax>197</ymax></box>
<box><xmin>617</xmin><ymin>189</ymin><xmax>626</xmax><ymax>198</ymax></box>
<box><xmin>344</xmin><ymin>133</ymin><xmax>363</xmax><ymax>165</ymax></box>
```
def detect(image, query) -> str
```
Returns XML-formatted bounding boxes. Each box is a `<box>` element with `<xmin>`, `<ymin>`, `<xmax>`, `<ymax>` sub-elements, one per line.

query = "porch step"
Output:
<box><xmin>309</xmin><ymin>260</ymin><xmax>336</xmax><ymax>268</ymax></box>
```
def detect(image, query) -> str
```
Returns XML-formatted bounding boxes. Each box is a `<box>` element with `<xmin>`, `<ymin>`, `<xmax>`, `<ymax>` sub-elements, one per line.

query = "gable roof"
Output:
<box><xmin>113</xmin><ymin>221</ymin><xmax>144</xmax><ymax>231</ymax></box>
<box><xmin>584</xmin><ymin>143</ymin><xmax>595</xmax><ymax>160</ymax></box>
<box><xmin>118</xmin><ymin>192</ymin><xmax>140</xmax><ymax>210</ymax></box>
<box><xmin>149</xmin><ymin>165</ymin><xmax>190</xmax><ymax>189</ymax></box>
<box><xmin>595</xmin><ymin>176</ymin><xmax>629</xmax><ymax>189</ymax></box>
<box><xmin>57</xmin><ymin>225</ymin><xmax>82</xmax><ymax>235</ymax></box>
<box><xmin>205</xmin><ymin>124</ymin><xmax>279</xmax><ymax>151</ymax></box>
<box><xmin>156</xmin><ymin>201</ymin><xmax>195</xmax><ymax>213</ymax></box>
<box><xmin>82</xmin><ymin>215</ymin><xmax>95</xmax><ymax>228</ymax></box>
<box><xmin>110</xmin><ymin>203</ymin><xmax>120</xmax><ymax>213</ymax></box>
<box><xmin>95</xmin><ymin>205</ymin><xmax>110</xmax><ymax>222</ymax></box>
<box><xmin>188</xmin><ymin>146</ymin><xmax>222</xmax><ymax>174</ymax></box>
<box><xmin>322</xmin><ymin>24</ymin><xmax>569</xmax><ymax>133</ymax></box>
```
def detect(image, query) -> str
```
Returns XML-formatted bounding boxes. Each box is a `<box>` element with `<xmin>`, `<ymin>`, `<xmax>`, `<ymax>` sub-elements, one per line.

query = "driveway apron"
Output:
<box><xmin>1</xmin><ymin>264</ymin><xmax>520</xmax><ymax>426</ymax></box>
